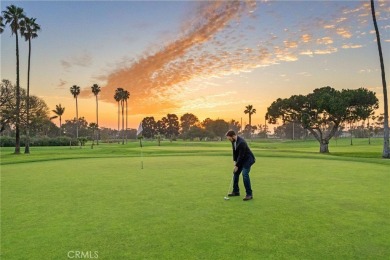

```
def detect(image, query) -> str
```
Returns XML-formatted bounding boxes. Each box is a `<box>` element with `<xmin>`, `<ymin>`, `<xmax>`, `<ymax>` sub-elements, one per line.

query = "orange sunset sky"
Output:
<box><xmin>1</xmin><ymin>0</ymin><xmax>389</xmax><ymax>130</ymax></box>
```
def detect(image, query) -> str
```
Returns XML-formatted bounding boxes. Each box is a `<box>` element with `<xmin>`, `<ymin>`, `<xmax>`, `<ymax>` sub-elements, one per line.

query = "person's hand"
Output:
<box><xmin>233</xmin><ymin>166</ymin><xmax>238</xmax><ymax>173</ymax></box>
<box><xmin>233</xmin><ymin>161</ymin><xmax>236</xmax><ymax>166</ymax></box>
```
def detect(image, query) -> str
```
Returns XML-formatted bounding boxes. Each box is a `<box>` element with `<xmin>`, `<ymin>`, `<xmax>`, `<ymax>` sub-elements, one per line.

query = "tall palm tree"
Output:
<box><xmin>20</xmin><ymin>16</ymin><xmax>41</xmax><ymax>154</ymax></box>
<box><xmin>2</xmin><ymin>5</ymin><xmax>25</xmax><ymax>154</ymax></box>
<box><xmin>244</xmin><ymin>105</ymin><xmax>256</xmax><ymax>127</ymax></box>
<box><xmin>123</xmin><ymin>90</ymin><xmax>130</xmax><ymax>143</ymax></box>
<box><xmin>70</xmin><ymin>85</ymin><xmax>80</xmax><ymax>139</ymax></box>
<box><xmin>91</xmin><ymin>84</ymin><xmax>101</xmax><ymax>145</ymax></box>
<box><xmin>51</xmin><ymin>104</ymin><xmax>65</xmax><ymax>137</ymax></box>
<box><xmin>371</xmin><ymin>0</ymin><xmax>389</xmax><ymax>158</ymax></box>
<box><xmin>114</xmin><ymin>89</ymin><xmax>122</xmax><ymax>143</ymax></box>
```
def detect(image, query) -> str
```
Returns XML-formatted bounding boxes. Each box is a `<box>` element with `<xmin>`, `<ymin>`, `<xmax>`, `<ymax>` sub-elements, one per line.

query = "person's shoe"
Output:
<box><xmin>243</xmin><ymin>195</ymin><xmax>253</xmax><ymax>201</ymax></box>
<box><xmin>228</xmin><ymin>192</ymin><xmax>240</xmax><ymax>197</ymax></box>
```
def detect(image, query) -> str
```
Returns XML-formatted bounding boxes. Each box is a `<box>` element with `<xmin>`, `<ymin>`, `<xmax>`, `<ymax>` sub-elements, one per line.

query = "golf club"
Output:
<box><xmin>224</xmin><ymin>173</ymin><xmax>234</xmax><ymax>200</ymax></box>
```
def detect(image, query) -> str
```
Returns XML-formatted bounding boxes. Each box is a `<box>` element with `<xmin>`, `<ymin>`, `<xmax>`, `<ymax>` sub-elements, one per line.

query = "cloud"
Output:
<box><xmin>80</xmin><ymin>1</ymin><xmax>257</xmax><ymax>116</ymax></box>
<box><xmin>316</xmin><ymin>37</ymin><xmax>333</xmax><ymax>45</ymax></box>
<box><xmin>57</xmin><ymin>79</ymin><xmax>67</xmax><ymax>89</ymax></box>
<box><xmin>341</xmin><ymin>44</ymin><xmax>363</xmax><ymax>49</ymax></box>
<box><xmin>78</xmin><ymin>0</ymin><xmax>385</xmax><ymax>117</ymax></box>
<box><xmin>336</xmin><ymin>27</ymin><xmax>353</xmax><ymax>38</ymax></box>
<box><xmin>301</xmin><ymin>34</ymin><xmax>312</xmax><ymax>43</ymax></box>
<box><xmin>300</xmin><ymin>50</ymin><xmax>314</xmax><ymax>57</ymax></box>
<box><xmin>314</xmin><ymin>47</ymin><xmax>338</xmax><ymax>55</ymax></box>
<box><xmin>61</xmin><ymin>51</ymin><xmax>93</xmax><ymax>70</ymax></box>
<box><xmin>284</xmin><ymin>40</ymin><xmax>298</xmax><ymax>49</ymax></box>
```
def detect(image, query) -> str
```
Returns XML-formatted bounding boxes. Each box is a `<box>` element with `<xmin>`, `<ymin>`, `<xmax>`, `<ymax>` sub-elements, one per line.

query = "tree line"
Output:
<box><xmin>0</xmin><ymin>80</ymin><xmax>136</xmax><ymax>146</ymax></box>
<box><xmin>0</xmin><ymin>79</ymin><xmax>387</xmax><ymax>152</ymax></box>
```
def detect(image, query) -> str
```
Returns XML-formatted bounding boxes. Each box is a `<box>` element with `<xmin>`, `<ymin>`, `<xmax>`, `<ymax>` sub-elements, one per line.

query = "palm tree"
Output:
<box><xmin>51</xmin><ymin>104</ymin><xmax>65</xmax><ymax>137</ymax></box>
<box><xmin>114</xmin><ymin>88</ymin><xmax>123</xmax><ymax>143</ymax></box>
<box><xmin>0</xmin><ymin>16</ymin><xmax>5</xmax><ymax>33</ymax></box>
<box><xmin>20</xmin><ymin>16</ymin><xmax>41</xmax><ymax>154</ymax></box>
<box><xmin>244</xmin><ymin>105</ymin><xmax>256</xmax><ymax>127</ymax></box>
<box><xmin>371</xmin><ymin>0</ymin><xmax>389</xmax><ymax>158</ymax></box>
<box><xmin>2</xmin><ymin>5</ymin><xmax>25</xmax><ymax>154</ymax></box>
<box><xmin>91</xmin><ymin>84</ymin><xmax>101</xmax><ymax>145</ymax></box>
<box><xmin>70</xmin><ymin>85</ymin><xmax>80</xmax><ymax>139</ymax></box>
<box><xmin>123</xmin><ymin>90</ymin><xmax>130</xmax><ymax>143</ymax></box>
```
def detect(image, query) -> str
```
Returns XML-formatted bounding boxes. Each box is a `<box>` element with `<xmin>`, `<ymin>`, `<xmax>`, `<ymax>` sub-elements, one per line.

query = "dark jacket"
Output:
<box><xmin>232</xmin><ymin>136</ymin><xmax>255</xmax><ymax>169</ymax></box>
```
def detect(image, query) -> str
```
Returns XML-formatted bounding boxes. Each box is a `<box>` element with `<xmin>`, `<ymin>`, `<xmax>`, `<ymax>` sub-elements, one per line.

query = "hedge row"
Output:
<box><xmin>0</xmin><ymin>136</ymin><xmax>84</xmax><ymax>147</ymax></box>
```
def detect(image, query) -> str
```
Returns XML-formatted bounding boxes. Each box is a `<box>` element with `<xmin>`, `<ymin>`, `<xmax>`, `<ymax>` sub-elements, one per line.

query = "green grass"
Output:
<box><xmin>1</xmin><ymin>138</ymin><xmax>390</xmax><ymax>259</ymax></box>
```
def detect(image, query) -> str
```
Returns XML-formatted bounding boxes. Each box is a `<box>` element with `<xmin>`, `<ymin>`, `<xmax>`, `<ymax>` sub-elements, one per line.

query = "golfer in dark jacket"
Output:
<box><xmin>225</xmin><ymin>130</ymin><xmax>255</xmax><ymax>201</ymax></box>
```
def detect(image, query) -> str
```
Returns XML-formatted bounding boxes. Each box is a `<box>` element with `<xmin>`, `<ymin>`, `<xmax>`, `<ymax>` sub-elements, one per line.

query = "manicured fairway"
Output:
<box><xmin>1</xmin><ymin>139</ymin><xmax>389</xmax><ymax>259</ymax></box>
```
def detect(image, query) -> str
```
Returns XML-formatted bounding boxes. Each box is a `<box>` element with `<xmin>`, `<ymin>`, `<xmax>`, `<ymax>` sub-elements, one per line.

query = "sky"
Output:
<box><xmin>1</xmin><ymin>0</ymin><xmax>389</xmax><ymax>130</ymax></box>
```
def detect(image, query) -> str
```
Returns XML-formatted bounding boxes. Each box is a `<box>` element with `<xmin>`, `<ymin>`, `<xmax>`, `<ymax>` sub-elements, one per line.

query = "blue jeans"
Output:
<box><xmin>232</xmin><ymin>167</ymin><xmax>252</xmax><ymax>196</ymax></box>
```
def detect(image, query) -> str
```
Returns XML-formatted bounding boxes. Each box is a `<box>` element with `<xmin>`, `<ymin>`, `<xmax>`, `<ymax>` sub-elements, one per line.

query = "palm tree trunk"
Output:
<box><xmin>76</xmin><ymin>97</ymin><xmax>79</xmax><ymax>139</ymax></box>
<box><xmin>125</xmin><ymin>99</ymin><xmax>128</xmax><ymax>144</ymax></box>
<box><xmin>371</xmin><ymin>0</ymin><xmax>389</xmax><ymax>158</ymax></box>
<box><xmin>15</xmin><ymin>31</ymin><xmax>21</xmax><ymax>154</ymax></box>
<box><xmin>117</xmin><ymin>101</ymin><xmax>120</xmax><ymax>144</ymax></box>
<box><xmin>24</xmin><ymin>39</ymin><xmax>32</xmax><ymax>154</ymax></box>
<box><xmin>59</xmin><ymin>117</ymin><xmax>62</xmax><ymax>138</ymax></box>
<box><xmin>121</xmin><ymin>100</ymin><xmax>125</xmax><ymax>145</ymax></box>
<box><xmin>96</xmin><ymin>95</ymin><xmax>99</xmax><ymax>145</ymax></box>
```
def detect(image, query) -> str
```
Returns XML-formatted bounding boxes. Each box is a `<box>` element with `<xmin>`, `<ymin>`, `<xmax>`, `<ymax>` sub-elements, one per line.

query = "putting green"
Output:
<box><xmin>1</xmin><ymin>141</ymin><xmax>390</xmax><ymax>259</ymax></box>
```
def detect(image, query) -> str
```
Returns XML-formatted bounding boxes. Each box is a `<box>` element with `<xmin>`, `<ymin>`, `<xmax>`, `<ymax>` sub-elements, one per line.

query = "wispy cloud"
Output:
<box><xmin>56</xmin><ymin>79</ymin><xmax>67</xmax><ymax>89</ymax></box>
<box><xmin>80</xmin><ymin>1</ymin><xmax>257</xmax><ymax>115</ymax></box>
<box><xmin>61</xmin><ymin>51</ymin><xmax>93</xmax><ymax>71</ymax></box>
<box><xmin>78</xmin><ymin>0</ymin><xmax>389</xmax><ymax>117</ymax></box>
<box><xmin>341</xmin><ymin>44</ymin><xmax>363</xmax><ymax>49</ymax></box>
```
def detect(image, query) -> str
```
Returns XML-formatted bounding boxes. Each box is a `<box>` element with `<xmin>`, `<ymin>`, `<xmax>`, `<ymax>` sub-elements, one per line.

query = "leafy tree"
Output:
<box><xmin>162</xmin><ymin>114</ymin><xmax>179</xmax><ymax>140</ymax></box>
<box><xmin>242</xmin><ymin>124</ymin><xmax>257</xmax><ymax>139</ymax></box>
<box><xmin>201</xmin><ymin>118</ymin><xmax>213</xmax><ymax>131</ymax></box>
<box><xmin>91</xmin><ymin>84</ymin><xmax>101</xmax><ymax>144</ymax></box>
<box><xmin>256</xmin><ymin>124</ymin><xmax>269</xmax><ymax>138</ymax></box>
<box><xmin>21</xmin><ymin>95</ymin><xmax>50</xmax><ymax>135</ymax></box>
<box><xmin>228</xmin><ymin>119</ymin><xmax>241</xmax><ymax>135</ymax></box>
<box><xmin>1</xmin><ymin>80</ymin><xmax>50</xmax><ymax>138</ymax></box>
<box><xmin>244</xmin><ymin>105</ymin><xmax>256</xmax><ymax>127</ymax></box>
<box><xmin>273</xmin><ymin>122</ymin><xmax>306</xmax><ymax>140</ymax></box>
<box><xmin>267</xmin><ymin>87</ymin><xmax>378</xmax><ymax>153</ymax></box>
<box><xmin>156</xmin><ymin>119</ymin><xmax>167</xmax><ymax>137</ymax></box>
<box><xmin>2</xmin><ymin>5</ymin><xmax>26</xmax><ymax>154</ymax></box>
<box><xmin>180</xmin><ymin>113</ymin><xmax>199</xmax><ymax>136</ymax></box>
<box><xmin>186</xmin><ymin>125</ymin><xmax>209</xmax><ymax>141</ymax></box>
<box><xmin>370</xmin><ymin>0</ymin><xmax>389</xmax><ymax>158</ymax></box>
<box><xmin>0</xmin><ymin>79</ymin><xmax>15</xmax><ymax>132</ymax></box>
<box><xmin>210</xmin><ymin>119</ymin><xmax>230</xmax><ymax>140</ymax></box>
<box><xmin>70</xmin><ymin>85</ymin><xmax>80</xmax><ymax>138</ymax></box>
<box><xmin>50</xmin><ymin>104</ymin><xmax>65</xmax><ymax>137</ymax></box>
<box><xmin>88</xmin><ymin>122</ymin><xmax>98</xmax><ymax>145</ymax></box>
<box><xmin>142</xmin><ymin>117</ymin><xmax>157</xmax><ymax>138</ymax></box>
<box><xmin>373</xmin><ymin>114</ymin><xmax>385</xmax><ymax>137</ymax></box>
<box><xmin>63</xmin><ymin>117</ymin><xmax>89</xmax><ymax>139</ymax></box>
<box><xmin>20</xmin><ymin>16</ymin><xmax>40</xmax><ymax>154</ymax></box>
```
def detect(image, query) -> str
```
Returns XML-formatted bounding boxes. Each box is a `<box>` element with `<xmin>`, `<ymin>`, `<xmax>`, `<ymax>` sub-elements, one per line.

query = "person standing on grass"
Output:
<box><xmin>225</xmin><ymin>130</ymin><xmax>255</xmax><ymax>201</ymax></box>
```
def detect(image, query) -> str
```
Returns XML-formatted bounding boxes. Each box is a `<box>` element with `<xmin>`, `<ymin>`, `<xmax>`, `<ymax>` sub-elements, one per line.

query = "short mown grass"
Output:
<box><xmin>1</xmin><ymin>138</ymin><xmax>389</xmax><ymax>259</ymax></box>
